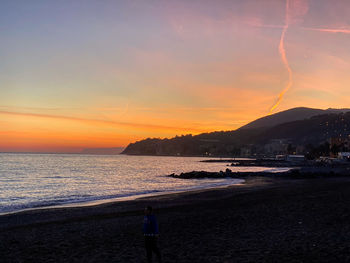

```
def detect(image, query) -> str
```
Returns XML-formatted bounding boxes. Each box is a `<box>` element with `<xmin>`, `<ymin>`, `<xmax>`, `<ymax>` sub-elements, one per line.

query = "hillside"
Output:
<box><xmin>121</xmin><ymin>108</ymin><xmax>350</xmax><ymax>157</ymax></box>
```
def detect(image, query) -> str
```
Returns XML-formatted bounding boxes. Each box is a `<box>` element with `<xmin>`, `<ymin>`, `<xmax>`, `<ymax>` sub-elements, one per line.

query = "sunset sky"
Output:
<box><xmin>1</xmin><ymin>0</ymin><xmax>350</xmax><ymax>152</ymax></box>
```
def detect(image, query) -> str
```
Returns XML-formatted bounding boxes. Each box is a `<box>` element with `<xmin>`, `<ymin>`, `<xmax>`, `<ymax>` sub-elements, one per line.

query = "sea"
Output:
<box><xmin>0</xmin><ymin>153</ymin><xmax>289</xmax><ymax>214</ymax></box>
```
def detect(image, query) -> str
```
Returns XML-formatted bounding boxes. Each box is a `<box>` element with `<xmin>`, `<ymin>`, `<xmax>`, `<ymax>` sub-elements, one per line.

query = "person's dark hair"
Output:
<box><xmin>146</xmin><ymin>206</ymin><xmax>153</xmax><ymax>212</ymax></box>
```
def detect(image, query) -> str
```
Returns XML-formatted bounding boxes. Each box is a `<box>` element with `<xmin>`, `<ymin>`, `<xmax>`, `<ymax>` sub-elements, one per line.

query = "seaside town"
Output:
<box><xmin>169</xmin><ymin>136</ymin><xmax>350</xmax><ymax>180</ymax></box>
<box><xmin>243</xmin><ymin>136</ymin><xmax>350</xmax><ymax>162</ymax></box>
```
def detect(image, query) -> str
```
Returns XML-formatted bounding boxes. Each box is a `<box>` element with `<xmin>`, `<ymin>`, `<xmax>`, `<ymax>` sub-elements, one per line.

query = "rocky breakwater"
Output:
<box><xmin>168</xmin><ymin>168</ymin><xmax>280</xmax><ymax>179</ymax></box>
<box><xmin>168</xmin><ymin>167</ymin><xmax>350</xmax><ymax>179</ymax></box>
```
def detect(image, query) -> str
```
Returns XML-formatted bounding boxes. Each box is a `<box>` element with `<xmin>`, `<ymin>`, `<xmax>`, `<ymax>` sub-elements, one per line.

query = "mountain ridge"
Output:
<box><xmin>239</xmin><ymin>107</ymin><xmax>350</xmax><ymax>130</ymax></box>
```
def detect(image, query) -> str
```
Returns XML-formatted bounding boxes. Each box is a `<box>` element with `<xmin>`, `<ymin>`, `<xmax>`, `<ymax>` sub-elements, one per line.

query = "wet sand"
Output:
<box><xmin>1</xmin><ymin>176</ymin><xmax>350</xmax><ymax>262</ymax></box>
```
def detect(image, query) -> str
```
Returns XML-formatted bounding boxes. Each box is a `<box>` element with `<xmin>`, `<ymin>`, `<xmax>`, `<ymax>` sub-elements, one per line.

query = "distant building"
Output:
<box><xmin>286</xmin><ymin>155</ymin><xmax>305</xmax><ymax>162</ymax></box>
<box><xmin>338</xmin><ymin>152</ymin><xmax>350</xmax><ymax>161</ymax></box>
<box><xmin>275</xmin><ymin>155</ymin><xmax>286</xmax><ymax>160</ymax></box>
<box><xmin>275</xmin><ymin>154</ymin><xmax>305</xmax><ymax>162</ymax></box>
<box><xmin>241</xmin><ymin>146</ymin><xmax>252</xmax><ymax>157</ymax></box>
<box><xmin>264</xmin><ymin>139</ymin><xmax>291</xmax><ymax>156</ymax></box>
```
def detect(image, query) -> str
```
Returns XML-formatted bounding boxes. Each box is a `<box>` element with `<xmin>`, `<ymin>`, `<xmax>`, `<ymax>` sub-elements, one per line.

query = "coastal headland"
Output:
<box><xmin>1</xmin><ymin>175</ymin><xmax>350</xmax><ymax>262</ymax></box>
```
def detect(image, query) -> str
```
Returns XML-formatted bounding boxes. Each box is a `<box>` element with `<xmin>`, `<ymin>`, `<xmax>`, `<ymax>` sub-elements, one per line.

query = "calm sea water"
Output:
<box><xmin>0</xmin><ymin>153</ymin><xmax>288</xmax><ymax>214</ymax></box>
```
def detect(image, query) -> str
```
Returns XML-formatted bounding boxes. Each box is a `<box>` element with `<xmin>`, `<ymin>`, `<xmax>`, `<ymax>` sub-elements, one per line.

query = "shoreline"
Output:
<box><xmin>0</xmin><ymin>178</ymin><xmax>244</xmax><ymax>217</ymax></box>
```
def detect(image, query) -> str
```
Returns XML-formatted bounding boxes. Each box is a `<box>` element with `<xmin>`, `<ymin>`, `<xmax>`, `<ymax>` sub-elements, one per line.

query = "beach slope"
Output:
<box><xmin>1</xmin><ymin>177</ymin><xmax>350</xmax><ymax>262</ymax></box>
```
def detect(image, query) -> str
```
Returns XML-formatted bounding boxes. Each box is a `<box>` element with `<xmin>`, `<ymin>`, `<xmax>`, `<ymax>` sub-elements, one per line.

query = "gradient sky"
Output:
<box><xmin>1</xmin><ymin>0</ymin><xmax>350</xmax><ymax>152</ymax></box>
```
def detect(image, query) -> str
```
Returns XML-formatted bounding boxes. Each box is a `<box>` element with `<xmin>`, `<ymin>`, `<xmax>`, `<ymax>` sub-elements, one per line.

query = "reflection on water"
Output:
<box><xmin>0</xmin><ymin>154</ymin><xmax>285</xmax><ymax>213</ymax></box>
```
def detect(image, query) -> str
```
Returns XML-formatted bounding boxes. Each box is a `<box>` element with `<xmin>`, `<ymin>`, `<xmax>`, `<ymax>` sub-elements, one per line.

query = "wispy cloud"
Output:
<box><xmin>243</xmin><ymin>16</ymin><xmax>283</xmax><ymax>29</ymax></box>
<box><xmin>0</xmin><ymin>110</ymin><xmax>207</xmax><ymax>134</ymax></box>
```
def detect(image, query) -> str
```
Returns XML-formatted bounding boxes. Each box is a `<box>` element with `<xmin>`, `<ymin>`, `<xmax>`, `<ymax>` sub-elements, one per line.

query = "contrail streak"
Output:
<box><xmin>270</xmin><ymin>0</ymin><xmax>292</xmax><ymax>113</ymax></box>
<box><xmin>303</xmin><ymin>27</ymin><xmax>350</xmax><ymax>34</ymax></box>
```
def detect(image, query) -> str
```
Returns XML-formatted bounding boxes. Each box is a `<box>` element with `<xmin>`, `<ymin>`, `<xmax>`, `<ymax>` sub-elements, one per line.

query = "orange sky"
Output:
<box><xmin>1</xmin><ymin>0</ymin><xmax>350</xmax><ymax>152</ymax></box>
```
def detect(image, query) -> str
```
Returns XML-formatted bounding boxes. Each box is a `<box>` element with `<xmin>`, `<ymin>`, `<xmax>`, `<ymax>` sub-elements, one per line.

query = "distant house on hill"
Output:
<box><xmin>329</xmin><ymin>136</ymin><xmax>350</xmax><ymax>157</ymax></box>
<box><xmin>330</xmin><ymin>137</ymin><xmax>349</xmax><ymax>147</ymax></box>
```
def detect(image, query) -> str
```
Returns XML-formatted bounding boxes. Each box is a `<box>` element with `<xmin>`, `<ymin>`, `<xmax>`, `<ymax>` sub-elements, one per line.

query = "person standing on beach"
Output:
<box><xmin>143</xmin><ymin>206</ymin><xmax>162</xmax><ymax>263</ymax></box>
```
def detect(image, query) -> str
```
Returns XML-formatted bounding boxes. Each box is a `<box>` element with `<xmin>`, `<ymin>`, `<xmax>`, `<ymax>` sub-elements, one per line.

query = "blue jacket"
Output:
<box><xmin>143</xmin><ymin>214</ymin><xmax>159</xmax><ymax>236</ymax></box>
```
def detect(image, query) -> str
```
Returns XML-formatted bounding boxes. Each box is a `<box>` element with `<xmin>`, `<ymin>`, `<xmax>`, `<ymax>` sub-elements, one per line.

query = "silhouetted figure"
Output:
<box><xmin>143</xmin><ymin>206</ymin><xmax>161</xmax><ymax>263</ymax></box>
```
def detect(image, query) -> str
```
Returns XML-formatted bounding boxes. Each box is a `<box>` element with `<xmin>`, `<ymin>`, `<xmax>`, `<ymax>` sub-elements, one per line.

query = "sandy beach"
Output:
<box><xmin>1</xmin><ymin>176</ymin><xmax>350</xmax><ymax>262</ymax></box>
